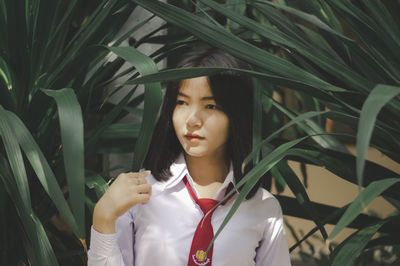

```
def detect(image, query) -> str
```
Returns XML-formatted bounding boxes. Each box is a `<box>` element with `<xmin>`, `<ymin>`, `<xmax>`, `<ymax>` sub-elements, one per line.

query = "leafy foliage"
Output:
<box><xmin>0</xmin><ymin>0</ymin><xmax>164</xmax><ymax>264</ymax></box>
<box><xmin>1</xmin><ymin>0</ymin><xmax>400</xmax><ymax>265</ymax></box>
<box><xmin>128</xmin><ymin>0</ymin><xmax>400</xmax><ymax>264</ymax></box>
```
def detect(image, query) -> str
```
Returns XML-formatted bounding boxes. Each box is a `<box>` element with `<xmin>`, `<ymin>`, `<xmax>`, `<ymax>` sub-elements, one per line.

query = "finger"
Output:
<box><xmin>136</xmin><ymin>176</ymin><xmax>148</xmax><ymax>185</ymax></box>
<box><xmin>125</xmin><ymin>176</ymin><xmax>141</xmax><ymax>185</ymax></box>
<box><xmin>117</xmin><ymin>173</ymin><xmax>130</xmax><ymax>181</ymax></box>
<box><xmin>135</xmin><ymin>171</ymin><xmax>151</xmax><ymax>185</ymax></box>
<box><xmin>123</xmin><ymin>173</ymin><xmax>142</xmax><ymax>185</ymax></box>
<box><xmin>137</xmin><ymin>170</ymin><xmax>151</xmax><ymax>179</ymax></box>
<box><xmin>126</xmin><ymin>171</ymin><xmax>150</xmax><ymax>180</ymax></box>
<box><xmin>135</xmin><ymin>184</ymin><xmax>152</xmax><ymax>194</ymax></box>
<box><xmin>133</xmin><ymin>193</ymin><xmax>150</xmax><ymax>204</ymax></box>
<box><xmin>134</xmin><ymin>177</ymin><xmax>140</xmax><ymax>185</ymax></box>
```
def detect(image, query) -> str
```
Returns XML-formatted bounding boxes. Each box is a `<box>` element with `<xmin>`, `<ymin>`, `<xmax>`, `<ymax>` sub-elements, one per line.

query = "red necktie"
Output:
<box><xmin>183</xmin><ymin>176</ymin><xmax>234</xmax><ymax>266</ymax></box>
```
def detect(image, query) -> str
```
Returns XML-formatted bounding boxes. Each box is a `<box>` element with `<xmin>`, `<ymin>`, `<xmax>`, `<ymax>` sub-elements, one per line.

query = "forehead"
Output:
<box><xmin>178</xmin><ymin>76</ymin><xmax>213</xmax><ymax>97</ymax></box>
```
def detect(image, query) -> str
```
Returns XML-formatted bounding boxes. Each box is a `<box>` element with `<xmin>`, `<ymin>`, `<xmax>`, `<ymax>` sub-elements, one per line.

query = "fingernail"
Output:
<box><xmin>143</xmin><ymin>170</ymin><xmax>151</xmax><ymax>175</ymax></box>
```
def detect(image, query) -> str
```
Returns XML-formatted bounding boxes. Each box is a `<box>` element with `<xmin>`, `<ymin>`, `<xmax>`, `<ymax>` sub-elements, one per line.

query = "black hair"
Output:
<box><xmin>144</xmin><ymin>44</ymin><xmax>261</xmax><ymax>199</ymax></box>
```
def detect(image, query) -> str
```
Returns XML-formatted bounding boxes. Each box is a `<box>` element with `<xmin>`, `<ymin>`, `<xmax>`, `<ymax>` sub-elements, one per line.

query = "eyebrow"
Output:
<box><xmin>177</xmin><ymin>92</ymin><xmax>215</xmax><ymax>101</ymax></box>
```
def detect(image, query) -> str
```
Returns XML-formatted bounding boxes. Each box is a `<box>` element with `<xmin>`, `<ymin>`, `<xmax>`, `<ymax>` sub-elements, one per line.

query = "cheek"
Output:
<box><xmin>172</xmin><ymin>108</ymin><xmax>184</xmax><ymax>135</ymax></box>
<box><xmin>172</xmin><ymin>109</ymin><xmax>179</xmax><ymax>132</ymax></box>
<box><xmin>214</xmin><ymin>114</ymin><xmax>230</xmax><ymax>141</ymax></box>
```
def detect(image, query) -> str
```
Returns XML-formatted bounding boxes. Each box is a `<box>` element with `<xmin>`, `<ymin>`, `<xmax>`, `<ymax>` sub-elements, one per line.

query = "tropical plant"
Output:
<box><xmin>1</xmin><ymin>0</ymin><xmax>400</xmax><ymax>265</ymax></box>
<box><xmin>0</xmin><ymin>0</ymin><xmax>166</xmax><ymax>265</ymax></box>
<box><xmin>120</xmin><ymin>0</ymin><xmax>400</xmax><ymax>265</ymax></box>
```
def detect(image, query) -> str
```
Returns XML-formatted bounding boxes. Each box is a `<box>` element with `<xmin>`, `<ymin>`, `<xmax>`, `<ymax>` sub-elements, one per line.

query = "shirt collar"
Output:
<box><xmin>162</xmin><ymin>154</ymin><xmax>238</xmax><ymax>200</ymax></box>
<box><xmin>163</xmin><ymin>153</ymin><xmax>188</xmax><ymax>190</ymax></box>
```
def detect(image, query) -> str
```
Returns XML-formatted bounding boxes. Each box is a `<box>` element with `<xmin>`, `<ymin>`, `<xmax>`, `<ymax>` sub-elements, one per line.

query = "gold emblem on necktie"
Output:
<box><xmin>192</xmin><ymin>248</ymin><xmax>210</xmax><ymax>265</ymax></box>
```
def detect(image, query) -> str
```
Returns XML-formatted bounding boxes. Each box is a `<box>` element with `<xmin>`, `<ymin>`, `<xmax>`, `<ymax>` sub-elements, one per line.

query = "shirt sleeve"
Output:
<box><xmin>255</xmin><ymin>198</ymin><xmax>291</xmax><ymax>266</ymax></box>
<box><xmin>88</xmin><ymin>209</ymin><xmax>135</xmax><ymax>266</ymax></box>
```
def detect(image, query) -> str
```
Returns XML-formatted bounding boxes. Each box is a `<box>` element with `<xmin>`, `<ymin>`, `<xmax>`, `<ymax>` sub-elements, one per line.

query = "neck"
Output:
<box><xmin>185</xmin><ymin>152</ymin><xmax>229</xmax><ymax>186</ymax></box>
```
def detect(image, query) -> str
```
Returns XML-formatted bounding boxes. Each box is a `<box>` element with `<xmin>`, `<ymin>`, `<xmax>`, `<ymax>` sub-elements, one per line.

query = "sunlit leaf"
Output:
<box><xmin>356</xmin><ymin>84</ymin><xmax>400</xmax><ymax>187</ymax></box>
<box><xmin>332</xmin><ymin>221</ymin><xmax>384</xmax><ymax>266</ymax></box>
<box><xmin>210</xmin><ymin>136</ymin><xmax>308</xmax><ymax>251</ymax></box>
<box><xmin>329</xmin><ymin>178</ymin><xmax>400</xmax><ymax>240</ymax></box>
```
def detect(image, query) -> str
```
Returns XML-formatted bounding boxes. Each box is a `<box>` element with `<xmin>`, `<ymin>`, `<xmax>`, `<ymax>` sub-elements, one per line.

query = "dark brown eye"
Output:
<box><xmin>205</xmin><ymin>104</ymin><xmax>218</xmax><ymax>110</ymax></box>
<box><xmin>176</xmin><ymin>100</ymin><xmax>186</xmax><ymax>105</ymax></box>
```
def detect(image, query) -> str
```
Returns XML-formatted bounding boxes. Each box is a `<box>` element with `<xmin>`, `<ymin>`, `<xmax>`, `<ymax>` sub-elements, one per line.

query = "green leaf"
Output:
<box><xmin>326</xmin><ymin>1</ymin><xmax>400</xmax><ymax>81</ymax></box>
<box><xmin>210</xmin><ymin>136</ymin><xmax>308</xmax><ymax>251</ymax></box>
<box><xmin>0</xmin><ymin>155</ymin><xmax>59</xmax><ymax>266</ymax></box>
<box><xmin>331</xmin><ymin>221</ymin><xmax>384</xmax><ymax>266</ymax></box>
<box><xmin>86</xmin><ymin>85</ymin><xmax>138</xmax><ymax>152</ymax></box>
<box><xmin>280</xmin><ymin>194</ymin><xmax>386</xmax><ymax>251</ymax></box>
<box><xmin>42</xmin><ymin>88</ymin><xmax>85</xmax><ymax>237</ymax></box>
<box><xmin>383</xmin><ymin>196</ymin><xmax>400</xmax><ymax>211</ymax></box>
<box><xmin>244</xmin><ymin>110</ymin><xmax>329</xmax><ymax>166</ymax></box>
<box><xmin>254</xmin><ymin>0</ymin><xmax>351</xmax><ymax>41</ymax></box>
<box><xmin>359</xmin><ymin>0</ymin><xmax>400</xmax><ymax>48</ymax></box>
<box><xmin>125</xmin><ymin>67</ymin><xmax>347</xmax><ymax>106</ymax></box>
<box><xmin>86</xmin><ymin>173</ymin><xmax>109</xmax><ymax>199</ymax></box>
<box><xmin>356</xmin><ymin>84</ymin><xmax>400</xmax><ymax>187</ymax></box>
<box><xmin>3</xmin><ymin>108</ymin><xmax>81</xmax><ymax>237</ymax></box>
<box><xmin>107</xmin><ymin>46</ymin><xmax>163</xmax><ymax>171</ymax></box>
<box><xmin>285</xmin><ymin>148</ymin><xmax>400</xmax><ymax>201</ymax></box>
<box><xmin>0</xmin><ymin>56</ymin><xmax>16</xmax><ymax>110</ymax></box>
<box><xmin>100</xmin><ymin>123</ymin><xmax>141</xmax><ymax>139</ymax></box>
<box><xmin>270</xmin><ymin>166</ymin><xmax>286</xmax><ymax>193</ymax></box>
<box><xmin>252</xmin><ymin>1</ymin><xmax>373</xmax><ymax>94</ymax></box>
<box><xmin>328</xmin><ymin>178</ymin><xmax>400</xmax><ymax>240</ymax></box>
<box><xmin>275</xmin><ymin>160</ymin><xmax>327</xmax><ymax>239</ymax></box>
<box><xmin>0</xmin><ymin>106</ymin><xmax>31</xmax><ymax>209</ymax></box>
<box><xmin>114</xmin><ymin>15</ymin><xmax>155</xmax><ymax>47</ymax></box>
<box><xmin>132</xmin><ymin>0</ymin><xmax>343</xmax><ymax>93</ymax></box>
<box><xmin>272</xmin><ymin>101</ymin><xmax>349</xmax><ymax>153</ymax></box>
<box><xmin>0</xmin><ymin>56</ymin><xmax>13</xmax><ymax>90</ymax></box>
<box><xmin>225</xmin><ymin>0</ymin><xmax>246</xmax><ymax>32</ymax></box>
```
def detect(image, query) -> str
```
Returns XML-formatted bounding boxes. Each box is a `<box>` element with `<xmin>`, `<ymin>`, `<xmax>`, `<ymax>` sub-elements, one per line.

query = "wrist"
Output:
<box><xmin>93</xmin><ymin>204</ymin><xmax>118</xmax><ymax>234</ymax></box>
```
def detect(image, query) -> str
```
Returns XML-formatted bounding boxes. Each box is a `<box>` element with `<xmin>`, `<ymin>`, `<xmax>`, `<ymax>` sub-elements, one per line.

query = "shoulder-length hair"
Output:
<box><xmin>144</xmin><ymin>44</ymin><xmax>262</xmax><ymax>199</ymax></box>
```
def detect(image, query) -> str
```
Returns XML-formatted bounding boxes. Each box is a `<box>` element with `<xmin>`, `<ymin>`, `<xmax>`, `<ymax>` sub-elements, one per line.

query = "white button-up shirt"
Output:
<box><xmin>88</xmin><ymin>155</ymin><xmax>291</xmax><ymax>265</ymax></box>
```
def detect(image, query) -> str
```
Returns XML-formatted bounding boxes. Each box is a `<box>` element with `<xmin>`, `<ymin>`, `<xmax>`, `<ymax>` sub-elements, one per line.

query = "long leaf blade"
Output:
<box><xmin>107</xmin><ymin>46</ymin><xmax>163</xmax><ymax>171</ymax></box>
<box><xmin>210</xmin><ymin>136</ymin><xmax>308</xmax><ymax>251</ymax></box>
<box><xmin>356</xmin><ymin>84</ymin><xmax>400</xmax><ymax>186</ymax></box>
<box><xmin>42</xmin><ymin>88</ymin><xmax>85</xmax><ymax>236</ymax></box>
<box><xmin>329</xmin><ymin>178</ymin><xmax>400</xmax><ymax>240</ymax></box>
<box><xmin>0</xmin><ymin>106</ymin><xmax>31</xmax><ymax>208</ymax></box>
<box><xmin>5</xmin><ymin>108</ymin><xmax>81</xmax><ymax>237</ymax></box>
<box><xmin>0</xmin><ymin>150</ymin><xmax>59</xmax><ymax>265</ymax></box>
<box><xmin>331</xmin><ymin>221</ymin><xmax>385</xmax><ymax>266</ymax></box>
<box><xmin>132</xmin><ymin>0</ymin><xmax>343</xmax><ymax>93</ymax></box>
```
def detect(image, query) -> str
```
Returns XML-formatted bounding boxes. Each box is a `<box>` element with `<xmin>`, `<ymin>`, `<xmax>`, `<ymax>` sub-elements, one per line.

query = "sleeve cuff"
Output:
<box><xmin>89</xmin><ymin>226</ymin><xmax>120</xmax><ymax>257</ymax></box>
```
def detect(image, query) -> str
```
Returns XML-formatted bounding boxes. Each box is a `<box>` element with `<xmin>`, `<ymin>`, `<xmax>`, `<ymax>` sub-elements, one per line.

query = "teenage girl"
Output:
<box><xmin>88</xmin><ymin>45</ymin><xmax>291</xmax><ymax>266</ymax></box>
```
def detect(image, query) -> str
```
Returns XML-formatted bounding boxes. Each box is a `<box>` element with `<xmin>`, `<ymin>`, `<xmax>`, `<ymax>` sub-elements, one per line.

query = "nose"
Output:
<box><xmin>186</xmin><ymin>108</ymin><xmax>202</xmax><ymax>128</ymax></box>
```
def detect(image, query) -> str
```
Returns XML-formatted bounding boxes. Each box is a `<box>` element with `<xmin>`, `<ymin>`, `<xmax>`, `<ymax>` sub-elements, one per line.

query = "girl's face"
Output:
<box><xmin>172</xmin><ymin>77</ymin><xmax>229</xmax><ymax>160</ymax></box>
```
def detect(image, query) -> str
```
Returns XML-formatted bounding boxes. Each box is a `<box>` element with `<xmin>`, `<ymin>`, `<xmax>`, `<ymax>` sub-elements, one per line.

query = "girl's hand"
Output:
<box><xmin>93</xmin><ymin>171</ymin><xmax>152</xmax><ymax>234</ymax></box>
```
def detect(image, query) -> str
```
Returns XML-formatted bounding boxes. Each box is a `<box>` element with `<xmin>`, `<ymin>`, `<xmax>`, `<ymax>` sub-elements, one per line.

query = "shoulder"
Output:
<box><xmin>242</xmin><ymin>187</ymin><xmax>283</xmax><ymax>219</ymax></box>
<box><xmin>118</xmin><ymin>173</ymin><xmax>165</xmax><ymax>216</ymax></box>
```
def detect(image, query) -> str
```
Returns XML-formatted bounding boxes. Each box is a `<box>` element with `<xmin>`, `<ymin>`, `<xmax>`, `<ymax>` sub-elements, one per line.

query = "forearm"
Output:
<box><xmin>93</xmin><ymin>203</ymin><xmax>118</xmax><ymax>234</ymax></box>
<box><xmin>88</xmin><ymin>209</ymin><xmax>136</xmax><ymax>266</ymax></box>
<box><xmin>88</xmin><ymin>227</ymin><xmax>126</xmax><ymax>266</ymax></box>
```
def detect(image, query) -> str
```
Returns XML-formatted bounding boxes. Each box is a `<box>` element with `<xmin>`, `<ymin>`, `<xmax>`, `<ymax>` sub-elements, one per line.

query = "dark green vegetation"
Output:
<box><xmin>0</xmin><ymin>0</ymin><xmax>399</xmax><ymax>265</ymax></box>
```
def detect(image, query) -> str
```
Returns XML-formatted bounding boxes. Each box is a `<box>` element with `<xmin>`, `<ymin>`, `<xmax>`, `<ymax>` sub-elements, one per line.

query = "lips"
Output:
<box><xmin>184</xmin><ymin>134</ymin><xmax>205</xmax><ymax>141</ymax></box>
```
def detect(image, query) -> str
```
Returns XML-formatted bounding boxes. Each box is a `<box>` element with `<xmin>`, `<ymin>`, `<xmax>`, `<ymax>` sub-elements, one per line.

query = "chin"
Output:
<box><xmin>183</xmin><ymin>148</ymin><xmax>208</xmax><ymax>158</ymax></box>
